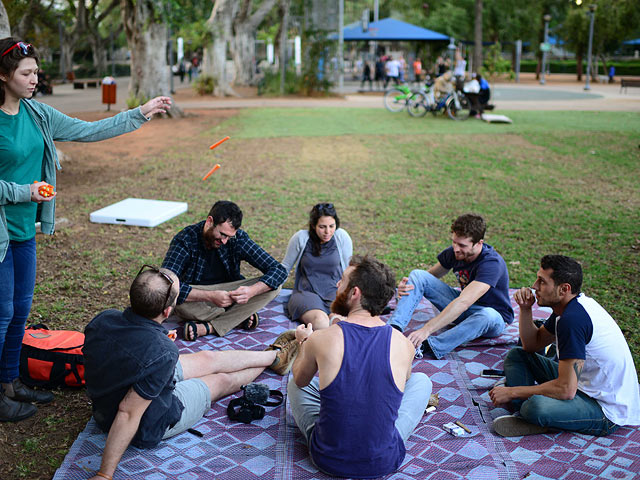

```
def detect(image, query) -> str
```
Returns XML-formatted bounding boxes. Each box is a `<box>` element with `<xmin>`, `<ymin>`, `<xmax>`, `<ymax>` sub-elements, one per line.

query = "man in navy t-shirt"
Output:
<box><xmin>490</xmin><ymin>255</ymin><xmax>640</xmax><ymax>437</ymax></box>
<box><xmin>388</xmin><ymin>213</ymin><xmax>513</xmax><ymax>359</ymax></box>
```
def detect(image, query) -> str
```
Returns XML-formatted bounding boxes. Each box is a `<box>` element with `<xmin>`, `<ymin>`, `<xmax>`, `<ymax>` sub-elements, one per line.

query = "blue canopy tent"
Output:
<box><xmin>336</xmin><ymin>18</ymin><xmax>449</xmax><ymax>42</ymax></box>
<box><xmin>623</xmin><ymin>38</ymin><xmax>640</xmax><ymax>45</ymax></box>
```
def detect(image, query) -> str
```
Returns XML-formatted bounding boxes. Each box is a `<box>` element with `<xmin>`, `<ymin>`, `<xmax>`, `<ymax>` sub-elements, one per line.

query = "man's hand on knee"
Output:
<box><xmin>397</xmin><ymin>277</ymin><xmax>414</xmax><ymax>298</ymax></box>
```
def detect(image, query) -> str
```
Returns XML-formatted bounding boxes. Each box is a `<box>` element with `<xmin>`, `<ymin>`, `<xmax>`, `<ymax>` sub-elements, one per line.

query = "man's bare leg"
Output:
<box><xmin>199</xmin><ymin>367</ymin><xmax>266</xmax><ymax>402</ymax></box>
<box><xmin>179</xmin><ymin>350</ymin><xmax>277</xmax><ymax>379</ymax></box>
<box><xmin>300</xmin><ymin>309</ymin><xmax>330</xmax><ymax>330</ymax></box>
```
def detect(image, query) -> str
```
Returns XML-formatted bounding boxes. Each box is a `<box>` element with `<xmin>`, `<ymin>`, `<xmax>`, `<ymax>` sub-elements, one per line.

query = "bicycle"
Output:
<box><xmin>408</xmin><ymin>88</ymin><xmax>471</xmax><ymax>121</ymax></box>
<box><xmin>383</xmin><ymin>84</ymin><xmax>413</xmax><ymax>113</ymax></box>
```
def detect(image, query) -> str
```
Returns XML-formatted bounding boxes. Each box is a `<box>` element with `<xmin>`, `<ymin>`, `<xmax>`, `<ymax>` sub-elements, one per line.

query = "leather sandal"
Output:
<box><xmin>183</xmin><ymin>321</ymin><xmax>213</xmax><ymax>341</ymax></box>
<box><xmin>241</xmin><ymin>312</ymin><xmax>260</xmax><ymax>331</ymax></box>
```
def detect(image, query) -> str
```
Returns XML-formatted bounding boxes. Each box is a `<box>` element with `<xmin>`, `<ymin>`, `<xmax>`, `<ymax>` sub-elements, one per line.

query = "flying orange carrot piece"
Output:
<box><xmin>209</xmin><ymin>136</ymin><xmax>230</xmax><ymax>150</ymax></box>
<box><xmin>202</xmin><ymin>164</ymin><xmax>221</xmax><ymax>181</ymax></box>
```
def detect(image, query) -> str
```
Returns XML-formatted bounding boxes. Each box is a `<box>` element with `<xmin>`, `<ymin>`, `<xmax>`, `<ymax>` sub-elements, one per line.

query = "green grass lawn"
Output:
<box><xmin>209</xmin><ymin>108</ymin><xmax>640</xmax><ymax>369</ymax></box>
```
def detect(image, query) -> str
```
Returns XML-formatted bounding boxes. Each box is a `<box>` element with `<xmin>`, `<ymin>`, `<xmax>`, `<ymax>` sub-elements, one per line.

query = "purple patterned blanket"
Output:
<box><xmin>55</xmin><ymin>290</ymin><xmax>640</xmax><ymax>480</ymax></box>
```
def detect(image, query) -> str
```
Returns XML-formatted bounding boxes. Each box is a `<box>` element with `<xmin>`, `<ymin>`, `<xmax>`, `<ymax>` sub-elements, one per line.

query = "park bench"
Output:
<box><xmin>73</xmin><ymin>78</ymin><xmax>101</xmax><ymax>89</ymax></box>
<box><xmin>620</xmin><ymin>78</ymin><xmax>640</xmax><ymax>93</ymax></box>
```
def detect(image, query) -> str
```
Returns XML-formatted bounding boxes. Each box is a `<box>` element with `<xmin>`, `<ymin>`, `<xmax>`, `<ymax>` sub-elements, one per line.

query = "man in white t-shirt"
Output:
<box><xmin>384</xmin><ymin>56</ymin><xmax>400</xmax><ymax>88</ymax></box>
<box><xmin>490</xmin><ymin>255</ymin><xmax>640</xmax><ymax>436</ymax></box>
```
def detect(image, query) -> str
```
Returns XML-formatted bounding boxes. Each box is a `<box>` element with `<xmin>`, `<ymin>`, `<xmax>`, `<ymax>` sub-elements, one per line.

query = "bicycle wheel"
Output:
<box><xmin>384</xmin><ymin>88</ymin><xmax>409</xmax><ymax>113</ymax></box>
<box><xmin>407</xmin><ymin>92</ymin><xmax>428</xmax><ymax>118</ymax></box>
<box><xmin>446</xmin><ymin>94</ymin><xmax>471</xmax><ymax>121</ymax></box>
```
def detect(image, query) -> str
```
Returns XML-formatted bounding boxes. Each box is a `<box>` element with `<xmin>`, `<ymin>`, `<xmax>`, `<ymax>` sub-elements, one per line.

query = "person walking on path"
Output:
<box><xmin>0</xmin><ymin>37</ymin><xmax>170</xmax><ymax>422</ymax></box>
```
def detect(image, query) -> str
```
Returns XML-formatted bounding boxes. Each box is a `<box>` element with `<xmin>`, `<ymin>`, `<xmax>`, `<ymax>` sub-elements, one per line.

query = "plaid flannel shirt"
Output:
<box><xmin>162</xmin><ymin>221</ymin><xmax>287</xmax><ymax>304</ymax></box>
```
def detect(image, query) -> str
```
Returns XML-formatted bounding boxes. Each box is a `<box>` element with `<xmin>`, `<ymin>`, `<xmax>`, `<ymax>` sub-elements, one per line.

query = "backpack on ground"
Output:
<box><xmin>20</xmin><ymin>324</ymin><xmax>85</xmax><ymax>388</ymax></box>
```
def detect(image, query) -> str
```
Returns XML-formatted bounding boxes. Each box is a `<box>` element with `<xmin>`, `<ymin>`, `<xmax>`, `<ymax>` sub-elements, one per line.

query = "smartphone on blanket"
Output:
<box><xmin>481</xmin><ymin>369</ymin><xmax>505</xmax><ymax>377</ymax></box>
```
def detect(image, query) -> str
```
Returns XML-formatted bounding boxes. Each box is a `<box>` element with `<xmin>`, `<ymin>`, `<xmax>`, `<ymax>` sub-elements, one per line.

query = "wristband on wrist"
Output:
<box><xmin>96</xmin><ymin>472</ymin><xmax>112</xmax><ymax>480</ymax></box>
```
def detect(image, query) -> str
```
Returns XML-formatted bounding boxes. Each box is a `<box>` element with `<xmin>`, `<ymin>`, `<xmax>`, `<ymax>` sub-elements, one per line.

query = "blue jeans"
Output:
<box><xmin>0</xmin><ymin>238</ymin><xmax>37</xmax><ymax>383</ymax></box>
<box><xmin>388</xmin><ymin>270</ymin><xmax>505</xmax><ymax>358</ymax></box>
<box><xmin>504</xmin><ymin>347</ymin><xmax>619</xmax><ymax>436</ymax></box>
<box><xmin>287</xmin><ymin>372</ymin><xmax>432</xmax><ymax>446</ymax></box>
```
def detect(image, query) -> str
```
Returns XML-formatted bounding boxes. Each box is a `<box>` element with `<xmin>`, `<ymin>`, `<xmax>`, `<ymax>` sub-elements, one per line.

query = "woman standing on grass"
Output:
<box><xmin>281</xmin><ymin>203</ymin><xmax>352</xmax><ymax>330</ymax></box>
<box><xmin>0</xmin><ymin>37</ymin><xmax>171</xmax><ymax>422</ymax></box>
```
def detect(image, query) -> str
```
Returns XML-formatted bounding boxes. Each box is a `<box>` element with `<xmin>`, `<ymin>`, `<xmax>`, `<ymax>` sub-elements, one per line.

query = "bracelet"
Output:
<box><xmin>96</xmin><ymin>472</ymin><xmax>113</xmax><ymax>480</ymax></box>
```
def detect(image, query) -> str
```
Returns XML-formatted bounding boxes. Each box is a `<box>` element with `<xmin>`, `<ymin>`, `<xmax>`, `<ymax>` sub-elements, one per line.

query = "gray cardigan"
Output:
<box><xmin>0</xmin><ymin>99</ymin><xmax>148</xmax><ymax>261</ymax></box>
<box><xmin>281</xmin><ymin>228</ymin><xmax>353</xmax><ymax>282</ymax></box>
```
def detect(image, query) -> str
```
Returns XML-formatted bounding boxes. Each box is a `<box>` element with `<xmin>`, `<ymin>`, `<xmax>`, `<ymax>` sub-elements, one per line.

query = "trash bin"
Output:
<box><xmin>102</xmin><ymin>76</ymin><xmax>116</xmax><ymax>111</ymax></box>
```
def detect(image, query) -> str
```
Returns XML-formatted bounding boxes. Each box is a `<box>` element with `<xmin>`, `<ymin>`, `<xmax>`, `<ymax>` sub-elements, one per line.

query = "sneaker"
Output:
<box><xmin>7</xmin><ymin>378</ymin><xmax>54</xmax><ymax>404</ymax></box>
<box><xmin>492</xmin><ymin>414</ymin><xmax>549</xmax><ymax>437</ymax></box>
<box><xmin>265</xmin><ymin>330</ymin><xmax>296</xmax><ymax>351</ymax></box>
<box><xmin>267</xmin><ymin>338</ymin><xmax>299</xmax><ymax>376</ymax></box>
<box><xmin>0</xmin><ymin>391</ymin><xmax>37</xmax><ymax>422</ymax></box>
<box><xmin>420</xmin><ymin>339</ymin><xmax>437</xmax><ymax>359</ymax></box>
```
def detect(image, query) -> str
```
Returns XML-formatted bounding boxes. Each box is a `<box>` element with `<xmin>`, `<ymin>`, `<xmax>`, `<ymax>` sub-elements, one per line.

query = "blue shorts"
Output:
<box><xmin>162</xmin><ymin>361</ymin><xmax>211</xmax><ymax>439</ymax></box>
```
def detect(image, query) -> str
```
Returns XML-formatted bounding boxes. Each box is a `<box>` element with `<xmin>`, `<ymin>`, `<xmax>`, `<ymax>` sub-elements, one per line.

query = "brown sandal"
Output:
<box><xmin>241</xmin><ymin>312</ymin><xmax>260</xmax><ymax>331</ymax></box>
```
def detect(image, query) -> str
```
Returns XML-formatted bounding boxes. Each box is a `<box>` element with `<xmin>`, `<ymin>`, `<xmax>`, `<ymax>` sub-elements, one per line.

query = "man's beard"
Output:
<box><xmin>202</xmin><ymin>225</ymin><xmax>218</xmax><ymax>249</ymax></box>
<box><xmin>331</xmin><ymin>287</ymin><xmax>351</xmax><ymax>317</ymax></box>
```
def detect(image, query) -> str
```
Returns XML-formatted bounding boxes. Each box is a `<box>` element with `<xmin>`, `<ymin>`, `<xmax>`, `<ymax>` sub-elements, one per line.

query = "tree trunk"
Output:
<box><xmin>203</xmin><ymin>0</ymin><xmax>238</xmax><ymax>96</ymax></box>
<box><xmin>0</xmin><ymin>1</ymin><xmax>10</xmax><ymax>38</ymax></box>
<box><xmin>88</xmin><ymin>36</ymin><xmax>108</xmax><ymax>76</ymax></box>
<box><xmin>232</xmin><ymin>25</ymin><xmax>257</xmax><ymax>86</ymax></box>
<box><xmin>473</xmin><ymin>0</ymin><xmax>482</xmax><ymax>73</ymax></box>
<box><xmin>576</xmin><ymin>52</ymin><xmax>583</xmax><ymax>81</ymax></box>
<box><xmin>122</xmin><ymin>0</ymin><xmax>182</xmax><ymax>116</ymax></box>
<box><xmin>231</xmin><ymin>0</ymin><xmax>277</xmax><ymax>86</ymax></box>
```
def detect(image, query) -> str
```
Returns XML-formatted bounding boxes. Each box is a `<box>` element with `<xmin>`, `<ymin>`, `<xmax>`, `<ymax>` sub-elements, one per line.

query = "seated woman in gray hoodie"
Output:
<box><xmin>281</xmin><ymin>203</ymin><xmax>352</xmax><ymax>330</ymax></box>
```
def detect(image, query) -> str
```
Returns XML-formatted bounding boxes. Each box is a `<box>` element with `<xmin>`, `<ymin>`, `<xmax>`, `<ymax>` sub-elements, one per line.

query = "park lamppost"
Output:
<box><xmin>584</xmin><ymin>4</ymin><xmax>597</xmax><ymax>91</ymax></box>
<box><xmin>540</xmin><ymin>14</ymin><xmax>551</xmax><ymax>85</ymax></box>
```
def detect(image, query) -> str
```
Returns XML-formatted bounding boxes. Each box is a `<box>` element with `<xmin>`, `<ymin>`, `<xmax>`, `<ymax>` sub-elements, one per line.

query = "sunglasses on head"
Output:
<box><xmin>2</xmin><ymin>42</ymin><xmax>34</xmax><ymax>57</ymax></box>
<box><xmin>314</xmin><ymin>203</ymin><xmax>334</xmax><ymax>211</ymax></box>
<box><xmin>137</xmin><ymin>264</ymin><xmax>175</xmax><ymax>308</ymax></box>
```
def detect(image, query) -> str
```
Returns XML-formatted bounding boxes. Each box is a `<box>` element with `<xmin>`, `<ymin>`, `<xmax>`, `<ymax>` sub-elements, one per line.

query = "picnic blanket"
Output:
<box><xmin>54</xmin><ymin>290</ymin><xmax>640</xmax><ymax>480</ymax></box>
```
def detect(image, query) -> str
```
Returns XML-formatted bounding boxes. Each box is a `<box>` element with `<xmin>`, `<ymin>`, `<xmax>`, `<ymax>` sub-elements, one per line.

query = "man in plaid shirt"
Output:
<box><xmin>162</xmin><ymin>201</ymin><xmax>287</xmax><ymax>339</ymax></box>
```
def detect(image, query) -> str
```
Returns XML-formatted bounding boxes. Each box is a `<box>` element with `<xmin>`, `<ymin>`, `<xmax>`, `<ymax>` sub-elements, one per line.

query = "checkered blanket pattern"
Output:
<box><xmin>54</xmin><ymin>290</ymin><xmax>640</xmax><ymax>480</ymax></box>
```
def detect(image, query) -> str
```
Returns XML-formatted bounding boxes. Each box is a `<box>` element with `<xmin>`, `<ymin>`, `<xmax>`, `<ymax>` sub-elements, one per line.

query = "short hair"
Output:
<box><xmin>451</xmin><ymin>213</ymin><xmax>486</xmax><ymax>244</ymax></box>
<box><xmin>308</xmin><ymin>203</ymin><xmax>340</xmax><ymax>256</ymax></box>
<box><xmin>347</xmin><ymin>255</ymin><xmax>396</xmax><ymax>316</ymax></box>
<box><xmin>208</xmin><ymin>200</ymin><xmax>242</xmax><ymax>229</ymax></box>
<box><xmin>0</xmin><ymin>37</ymin><xmax>40</xmax><ymax>105</ymax></box>
<box><xmin>129</xmin><ymin>268</ymin><xmax>177</xmax><ymax>318</ymax></box>
<box><xmin>540</xmin><ymin>255</ymin><xmax>582</xmax><ymax>294</ymax></box>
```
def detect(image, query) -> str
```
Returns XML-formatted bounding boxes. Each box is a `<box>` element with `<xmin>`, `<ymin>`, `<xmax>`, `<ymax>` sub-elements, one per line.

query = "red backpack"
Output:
<box><xmin>20</xmin><ymin>324</ymin><xmax>85</xmax><ymax>388</ymax></box>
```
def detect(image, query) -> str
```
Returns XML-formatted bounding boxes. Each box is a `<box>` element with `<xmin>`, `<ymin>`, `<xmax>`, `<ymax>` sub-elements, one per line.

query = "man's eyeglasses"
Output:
<box><xmin>215</xmin><ymin>225</ymin><xmax>236</xmax><ymax>241</ymax></box>
<box><xmin>2</xmin><ymin>42</ymin><xmax>34</xmax><ymax>57</ymax></box>
<box><xmin>137</xmin><ymin>264</ymin><xmax>175</xmax><ymax>308</ymax></box>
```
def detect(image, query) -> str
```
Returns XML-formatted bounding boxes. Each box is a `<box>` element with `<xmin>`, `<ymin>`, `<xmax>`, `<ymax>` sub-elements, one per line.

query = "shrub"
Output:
<box><xmin>193</xmin><ymin>75</ymin><xmax>216</xmax><ymax>95</ymax></box>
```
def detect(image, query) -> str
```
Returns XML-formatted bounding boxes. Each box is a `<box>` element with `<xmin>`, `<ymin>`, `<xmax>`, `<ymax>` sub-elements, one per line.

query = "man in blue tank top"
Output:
<box><xmin>388</xmin><ymin>213</ymin><xmax>513</xmax><ymax>359</ymax></box>
<box><xmin>288</xmin><ymin>255</ymin><xmax>432</xmax><ymax>478</ymax></box>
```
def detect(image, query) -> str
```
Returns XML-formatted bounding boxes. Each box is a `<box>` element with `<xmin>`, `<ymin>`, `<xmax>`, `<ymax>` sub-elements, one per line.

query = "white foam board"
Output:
<box><xmin>90</xmin><ymin>198</ymin><xmax>188</xmax><ymax>227</ymax></box>
<box><xmin>481</xmin><ymin>113</ymin><xmax>513</xmax><ymax>124</ymax></box>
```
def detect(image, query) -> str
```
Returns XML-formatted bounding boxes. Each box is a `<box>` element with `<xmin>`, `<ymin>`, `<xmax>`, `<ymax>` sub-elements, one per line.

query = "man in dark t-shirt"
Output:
<box><xmin>83</xmin><ymin>266</ymin><xmax>298</xmax><ymax>480</ymax></box>
<box><xmin>388</xmin><ymin>213</ymin><xmax>513</xmax><ymax>359</ymax></box>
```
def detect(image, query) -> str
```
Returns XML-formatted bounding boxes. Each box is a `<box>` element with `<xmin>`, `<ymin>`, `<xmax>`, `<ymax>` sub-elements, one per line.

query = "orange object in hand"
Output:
<box><xmin>34</xmin><ymin>181</ymin><xmax>55</xmax><ymax>198</ymax></box>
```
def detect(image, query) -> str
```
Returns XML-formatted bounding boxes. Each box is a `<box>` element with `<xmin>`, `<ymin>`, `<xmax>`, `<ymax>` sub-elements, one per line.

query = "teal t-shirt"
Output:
<box><xmin>0</xmin><ymin>105</ymin><xmax>45</xmax><ymax>241</ymax></box>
